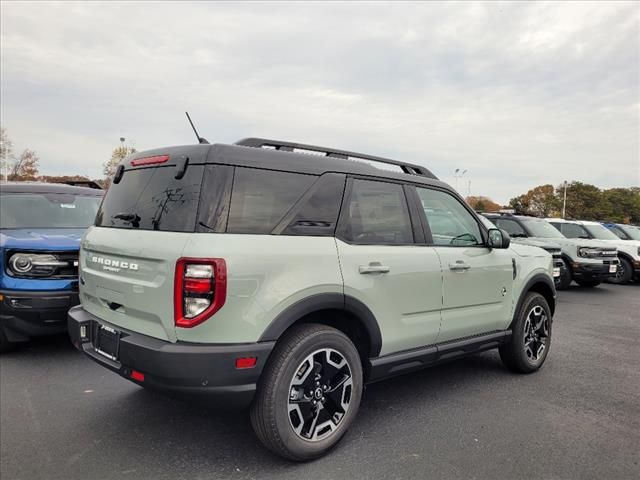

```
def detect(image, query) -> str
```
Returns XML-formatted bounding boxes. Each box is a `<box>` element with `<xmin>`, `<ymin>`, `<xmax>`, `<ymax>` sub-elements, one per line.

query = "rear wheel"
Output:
<box><xmin>575</xmin><ymin>280</ymin><xmax>601</xmax><ymax>288</ymax></box>
<box><xmin>500</xmin><ymin>292</ymin><xmax>552</xmax><ymax>373</ymax></box>
<box><xmin>608</xmin><ymin>257</ymin><xmax>633</xmax><ymax>285</ymax></box>
<box><xmin>556</xmin><ymin>259</ymin><xmax>572</xmax><ymax>290</ymax></box>
<box><xmin>250</xmin><ymin>324</ymin><xmax>363</xmax><ymax>461</ymax></box>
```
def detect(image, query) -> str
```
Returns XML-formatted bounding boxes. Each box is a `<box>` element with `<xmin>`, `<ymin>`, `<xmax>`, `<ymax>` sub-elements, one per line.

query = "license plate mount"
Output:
<box><xmin>553</xmin><ymin>267</ymin><xmax>560</xmax><ymax>278</ymax></box>
<box><xmin>609</xmin><ymin>264</ymin><xmax>617</xmax><ymax>273</ymax></box>
<box><xmin>95</xmin><ymin>324</ymin><xmax>120</xmax><ymax>361</ymax></box>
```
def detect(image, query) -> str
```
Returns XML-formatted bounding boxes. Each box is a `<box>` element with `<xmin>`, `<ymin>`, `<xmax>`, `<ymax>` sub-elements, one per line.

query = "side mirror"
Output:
<box><xmin>488</xmin><ymin>228</ymin><xmax>511</xmax><ymax>249</ymax></box>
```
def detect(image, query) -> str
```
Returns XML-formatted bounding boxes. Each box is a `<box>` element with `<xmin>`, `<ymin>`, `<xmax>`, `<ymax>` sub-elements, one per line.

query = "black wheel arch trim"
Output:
<box><xmin>258</xmin><ymin>293</ymin><xmax>383</xmax><ymax>357</ymax></box>
<box><xmin>511</xmin><ymin>273</ymin><xmax>556</xmax><ymax>329</ymax></box>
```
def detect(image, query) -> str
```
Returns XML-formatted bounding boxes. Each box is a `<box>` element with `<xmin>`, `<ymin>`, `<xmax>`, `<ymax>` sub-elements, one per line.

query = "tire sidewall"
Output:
<box><xmin>512</xmin><ymin>293</ymin><xmax>552</xmax><ymax>372</ymax></box>
<box><xmin>557</xmin><ymin>259</ymin><xmax>572</xmax><ymax>290</ymax></box>
<box><xmin>608</xmin><ymin>257</ymin><xmax>632</xmax><ymax>284</ymax></box>
<box><xmin>271</xmin><ymin>329</ymin><xmax>363</xmax><ymax>459</ymax></box>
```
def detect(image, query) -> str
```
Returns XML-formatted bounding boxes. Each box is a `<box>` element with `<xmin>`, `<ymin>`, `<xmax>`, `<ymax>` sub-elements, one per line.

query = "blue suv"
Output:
<box><xmin>0</xmin><ymin>182</ymin><xmax>103</xmax><ymax>352</ymax></box>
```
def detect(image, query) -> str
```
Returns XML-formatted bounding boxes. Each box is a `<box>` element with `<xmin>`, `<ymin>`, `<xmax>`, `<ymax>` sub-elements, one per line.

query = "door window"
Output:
<box><xmin>416</xmin><ymin>188</ymin><xmax>482</xmax><ymax>246</ymax></box>
<box><xmin>339</xmin><ymin>179</ymin><xmax>413</xmax><ymax>245</ymax></box>
<box><xmin>493</xmin><ymin>218</ymin><xmax>527</xmax><ymax>238</ymax></box>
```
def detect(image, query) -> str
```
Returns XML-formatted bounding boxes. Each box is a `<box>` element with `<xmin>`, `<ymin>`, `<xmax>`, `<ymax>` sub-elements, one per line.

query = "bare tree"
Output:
<box><xmin>8</xmin><ymin>149</ymin><xmax>40</xmax><ymax>181</ymax></box>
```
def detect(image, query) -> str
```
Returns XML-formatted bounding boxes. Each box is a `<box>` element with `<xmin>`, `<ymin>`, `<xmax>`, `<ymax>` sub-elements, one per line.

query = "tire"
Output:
<box><xmin>500</xmin><ymin>292</ymin><xmax>552</xmax><ymax>374</ymax></box>
<box><xmin>0</xmin><ymin>327</ymin><xmax>16</xmax><ymax>354</ymax></box>
<box><xmin>607</xmin><ymin>257</ymin><xmax>633</xmax><ymax>285</ymax></box>
<box><xmin>250</xmin><ymin>323</ymin><xmax>363</xmax><ymax>461</ymax></box>
<box><xmin>575</xmin><ymin>280</ymin><xmax>601</xmax><ymax>288</ymax></box>
<box><xmin>556</xmin><ymin>258</ymin><xmax>572</xmax><ymax>290</ymax></box>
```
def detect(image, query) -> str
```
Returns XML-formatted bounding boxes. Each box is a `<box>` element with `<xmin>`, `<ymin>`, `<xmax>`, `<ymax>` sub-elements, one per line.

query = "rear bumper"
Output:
<box><xmin>571</xmin><ymin>259</ymin><xmax>619</xmax><ymax>281</ymax></box>
<box><xmin>0</xmin><ymin>289</ymin><xmax>79</xmax><ymax>341</ymax></box>
<box><xmin>68</xmin><ymin>305</ymin><xmax>275</xmax><ymax>409</ymax></box>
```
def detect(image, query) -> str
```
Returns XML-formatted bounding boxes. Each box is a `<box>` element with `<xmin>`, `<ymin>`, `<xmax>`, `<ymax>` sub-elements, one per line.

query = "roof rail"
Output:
<box><xmin>235</xmin><ymin>138</ymin><xmax>438</xmax><ymax>179</ymax></box>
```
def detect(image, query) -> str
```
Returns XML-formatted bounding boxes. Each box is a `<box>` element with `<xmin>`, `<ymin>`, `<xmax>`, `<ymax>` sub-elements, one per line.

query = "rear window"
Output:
<box><xmin>1</xmin><ymin>193</ymin><xmax>101</xmax><ymax>229</ymax></box>
<box><xmin>95</xmin><ymin>165</ymin><xmax>205</xmax><ymax>232</ymax></box>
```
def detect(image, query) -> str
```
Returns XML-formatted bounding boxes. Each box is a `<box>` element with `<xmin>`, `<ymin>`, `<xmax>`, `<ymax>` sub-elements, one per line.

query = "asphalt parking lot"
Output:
<box><xmin>1</xmin><ymin>283</ymin><xmax>639</xmax><ymax>480</ymax></box>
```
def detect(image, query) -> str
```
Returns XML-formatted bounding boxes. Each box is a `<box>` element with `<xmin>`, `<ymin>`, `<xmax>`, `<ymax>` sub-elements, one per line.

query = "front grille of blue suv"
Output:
<box><xmin>0</xmin><ymin>182</ymin><xmax>103</xmax><ymax>352</ymax></box>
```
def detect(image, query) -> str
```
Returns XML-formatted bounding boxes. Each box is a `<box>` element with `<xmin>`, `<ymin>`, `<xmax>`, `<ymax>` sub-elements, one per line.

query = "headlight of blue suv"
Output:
<box><xmin>578</xmin><ymin>247</ymin><xmax>601</xmax><ymax>258</ymax></box>
<box><xmin>8</xmin><ymin>253</ymin><xmax>64</xmax><ymax>277</ymax></box>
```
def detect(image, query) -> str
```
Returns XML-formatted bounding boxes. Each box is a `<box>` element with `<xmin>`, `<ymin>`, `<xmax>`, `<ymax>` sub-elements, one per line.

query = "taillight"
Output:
<box><xmin>174</xmin><ymin>258</ymin><xmax>227</xmax><ymax>328</ymax></box>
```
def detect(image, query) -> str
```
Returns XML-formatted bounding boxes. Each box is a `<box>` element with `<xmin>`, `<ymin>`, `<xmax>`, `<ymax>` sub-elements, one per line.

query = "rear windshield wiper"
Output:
<box><xmin>113</xmin><ymin>212</ymin><xmax>141</xmax><ymax>228</ymax></box>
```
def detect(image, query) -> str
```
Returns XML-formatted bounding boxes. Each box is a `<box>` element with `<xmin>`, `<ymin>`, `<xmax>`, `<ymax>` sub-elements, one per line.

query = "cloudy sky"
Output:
<box><xmin>1</xmin><ymin>1</ymin><xmax>638</xmax><ymax>203</ymax></box>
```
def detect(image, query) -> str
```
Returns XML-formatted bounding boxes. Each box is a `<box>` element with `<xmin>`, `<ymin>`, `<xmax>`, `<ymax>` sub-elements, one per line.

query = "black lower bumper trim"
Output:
<box><xmin>0</xmin><ymin>289</ymin><xmax>79</xmax><ymax>341</ymax></box>
<box><xmin>572</xmin><ymin>260</ymin><xmax>619</xmax><ymax>280</ymax></box>
<box><xmin>68</xmin><ymin>305</ymin><xmax>275</xmax><ymax>409</ymax></box>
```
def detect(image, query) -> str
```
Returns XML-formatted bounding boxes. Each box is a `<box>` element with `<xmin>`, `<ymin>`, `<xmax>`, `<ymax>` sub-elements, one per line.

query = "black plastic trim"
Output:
<box><xmin>258</xmin><ymin>293</ymin><xmax>383</xmax><ymax>357</ymax></box>
<box><xmin>511</xmin><ymin>273</ymin><xmax>557</xmax><ymax>326</ymax></box>
<box><xmin>368</xmin><ymin>330</ymin><xmax>511</xmax><ymax>382</ymax></box>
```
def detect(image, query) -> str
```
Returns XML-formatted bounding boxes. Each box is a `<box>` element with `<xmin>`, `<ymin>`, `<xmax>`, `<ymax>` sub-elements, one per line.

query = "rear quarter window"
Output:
<box><xmin>226</xmin><ymin>168</ymin><xmax>316</xmax><ymax>234</ymax></box>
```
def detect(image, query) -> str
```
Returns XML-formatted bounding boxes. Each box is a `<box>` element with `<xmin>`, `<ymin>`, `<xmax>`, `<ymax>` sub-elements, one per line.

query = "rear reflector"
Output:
<box><xmin>130</xmin><ymin>154</ymin><xmax>169</xmax><ymax>166</ymax></box>
<box><xmin>131</xmin><ymin>370</ymin><xmax>145</xmax><ymax>382</ymax></box>
<box><xmin>235</xmin><ymin>357</ymin><xmax>257</xmax><ymax>369</ymax></box>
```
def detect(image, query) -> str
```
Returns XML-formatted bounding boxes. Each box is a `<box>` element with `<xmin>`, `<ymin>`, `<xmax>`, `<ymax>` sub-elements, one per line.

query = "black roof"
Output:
<box><xmin>126</xmin><ymin>139</ymin><xmax>451</xmax><ymax>192</ymax></box>
<box><xmin>0</xmin><ymin>182</ymin><xmax>104</xmax><ymax>196</ymax></box>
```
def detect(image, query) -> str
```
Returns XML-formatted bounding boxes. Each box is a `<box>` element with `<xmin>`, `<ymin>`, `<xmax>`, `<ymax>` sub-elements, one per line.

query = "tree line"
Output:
<box><xmin>467</xmin><ymin>182</ymin><xmax>639</xmax><ymax>224</ymax></box>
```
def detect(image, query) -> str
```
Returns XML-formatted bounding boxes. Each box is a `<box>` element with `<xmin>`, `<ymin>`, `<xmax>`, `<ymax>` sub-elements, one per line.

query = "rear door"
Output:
<box><xmin>335</xmin><ymin>178</ymin><xmax>443</xmax><ymax>355</ymax></box>
<box><xmin>413</xmin><ymin>186</ymin><xmax>514</xmax><ymax>342</ymax></box>
<box><xmin>81</xmin><ymin>149</ymin><xmax>210</xmax><ymax>342</ymax></box>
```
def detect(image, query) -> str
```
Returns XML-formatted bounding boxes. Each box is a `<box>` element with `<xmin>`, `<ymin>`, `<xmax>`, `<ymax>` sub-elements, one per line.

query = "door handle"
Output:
<box><xmin>359</xmin><ymin>263</ymin><xmax>390</xmax><ymax>274</ymax></box>
<box><xmin>449</xmin><ymin>261</ymin><xmax>471</xmax><ymax>272</ymax></box>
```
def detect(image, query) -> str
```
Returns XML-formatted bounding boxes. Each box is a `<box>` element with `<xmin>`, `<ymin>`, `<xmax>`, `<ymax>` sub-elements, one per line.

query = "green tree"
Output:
<box><xmin>509</xmin><ymin>184</ymin><xmax>558</xmax><ymax>217</ymax></box>
<box><xmin>601</xmin><ymin>187</ymin><xmax>640</xmax><ymax>224</ymax></box>
<box><xmin>103</xmin><ymin>143</ymin><xmax>136</xmax><ymax>187</ymax></box>
<box><xmin>7</xmin><ymin>149</ymin><xmax>39</xmax><ymax>181</ymax></box>
<box><xmin>557</xmin><ymin>181</ymin><xmax>610</xmax><ymax>220</ymax></box>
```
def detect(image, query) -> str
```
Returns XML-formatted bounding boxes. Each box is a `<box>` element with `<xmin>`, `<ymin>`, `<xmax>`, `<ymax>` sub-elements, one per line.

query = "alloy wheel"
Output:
<box><xmin>287</xmin><ymin>348</ymin><xmax>353</xmax><ymax>442</ymax></box>
<box><xmin>523</xmin><ymin>305</ymin><xmax>549</xmax><ymax>362</ymax></box>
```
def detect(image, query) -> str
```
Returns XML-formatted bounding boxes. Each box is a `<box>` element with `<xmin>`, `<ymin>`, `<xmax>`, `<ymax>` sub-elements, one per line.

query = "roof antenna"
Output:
<box><xmin>185</xmin><ymin>112</ymin><xmax>209</xmax><ymax>144</ymax></box>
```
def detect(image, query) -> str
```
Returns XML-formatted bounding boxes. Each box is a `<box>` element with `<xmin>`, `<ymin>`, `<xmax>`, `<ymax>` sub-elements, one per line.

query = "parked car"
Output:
<box><xmin>480</xmin><ymin>214</ymin><xmax>564</xmax><ymax>286</ymax></box>
<box><xmin>603</xmin><ymin>222</ymin><xmax>640</xmax><ymax>242</ymax></box>
<box><xmin>0</xmin><ymin>182</ymin><xmax>103</xmax><ymax>352</ymax></box>
<box><xmin>483</xmin><ymin>213</ymin><xmax>618</xmax><ymax>289</ymax></box>
<box><xmin>547</xmin><ymin>219</ymin><xmax>640</xmax><ymax>284</ymax></box>
<box><xmin>68</xmin><ymin>138</ymin><xmax>556</xmax><ymax>461</ymax></box>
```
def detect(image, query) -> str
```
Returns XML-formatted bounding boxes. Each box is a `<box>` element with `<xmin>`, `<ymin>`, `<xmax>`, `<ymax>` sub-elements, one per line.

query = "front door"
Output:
<box><xmin>335</xmin><ymin>178</ymin><xmax>443</xmax><ymax>355</ymax></box>
<box><xmin>414</xmin><ymin>187</ymin><xmax>514</xmax><ymax>342</ymax></box>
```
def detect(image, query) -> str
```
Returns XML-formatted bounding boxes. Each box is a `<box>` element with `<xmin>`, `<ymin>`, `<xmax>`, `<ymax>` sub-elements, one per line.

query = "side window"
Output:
<box><xmin>339</xmin><ymin>179</ymin><xmax>413</xmax><ymax>245</ymax></box>
<box><xmin>557</xmin><ymin>223</ymin><xmax>589</xmax><ymax>239</ymax></box>
<box><xmin>227</xmin><ymin>168</ymin><xmax>316</xmax><ymax>234</ymax></box>
<box><xmin>416</xmin><ymin>187</ymin><xmax>482</xmax><ymax>246</ymax></box>
<box><xmin>494</xmin><ymin>218</ymin><xmax>527</xmax><ymax>237</ymax></box>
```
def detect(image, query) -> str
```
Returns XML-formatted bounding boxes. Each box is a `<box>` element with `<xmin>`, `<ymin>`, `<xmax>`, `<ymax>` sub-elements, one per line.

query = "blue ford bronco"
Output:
<box><xmin>0</xmin><ymin>182</ymin><xmax>103</xmax><ymax>352</ymax></box>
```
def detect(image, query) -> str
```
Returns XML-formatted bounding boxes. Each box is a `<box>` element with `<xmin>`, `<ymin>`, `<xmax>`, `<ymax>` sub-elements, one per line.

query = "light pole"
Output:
<box><xmin>454</xmin><ymin>168</ymin><xmax>467</xmax><ymax>191</ymax></box>
<box><xmin>562</xmin><ymin>180</ymin><xmax>568</xmax><ymax>219</ymax></box>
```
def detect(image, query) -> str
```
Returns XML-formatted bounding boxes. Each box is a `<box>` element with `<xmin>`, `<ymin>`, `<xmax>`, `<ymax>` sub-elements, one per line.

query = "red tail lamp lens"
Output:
<box><xmin>174</xmin><ymin>258</ymin><xmax>227</xmax><ymax>328</ymax></box>
<box><xmin>131</xmin><ymin>370</ymin><xmax>145</xmax><ymax>382</ymax></box>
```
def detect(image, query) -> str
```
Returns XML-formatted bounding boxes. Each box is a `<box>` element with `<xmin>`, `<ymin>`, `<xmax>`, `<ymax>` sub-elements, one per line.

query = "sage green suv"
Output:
<box><xmin>68</xmin><ymin>138</ymin><xmax>556</xmax><ymax>461</ymax></box>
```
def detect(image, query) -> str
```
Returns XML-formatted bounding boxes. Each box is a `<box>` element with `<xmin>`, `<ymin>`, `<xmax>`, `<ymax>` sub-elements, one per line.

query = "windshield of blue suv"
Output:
<box><xmin>582</xmin><ymin>223</ymin><xmax>620</xmax><ymax>241</ymax></box>
<box><xmin>0</xmin><ymin>193</ymin><xmax>102</xmax><ymax>229</ymax></box>
<box><xmin>521</xmin><ymin>218</ymin><xmax>565</xmax><ymax>239</ymax></box>
<box><xmin>618</xmin><ymin>225</ymin><xmax>640</xmax><ymax>240</ymax></box>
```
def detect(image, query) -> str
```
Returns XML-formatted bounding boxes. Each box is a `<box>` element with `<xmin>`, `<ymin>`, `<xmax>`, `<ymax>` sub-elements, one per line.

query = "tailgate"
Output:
<box><xmin>80</xmin><ymin>227</ymin><xmax>191</xmax><ymax>342</ymax></box>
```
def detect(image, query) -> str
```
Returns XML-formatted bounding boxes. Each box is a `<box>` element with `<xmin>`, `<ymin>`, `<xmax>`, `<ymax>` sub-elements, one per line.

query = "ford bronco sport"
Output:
<box><xmin>547</xmin><ymin>218</ymin><xmax>639</xmax><ymax>284</ymax></box>
<box><xmin>0</xmin><ymin>182</ymin><xmax>103</xmax><ymax>352</ymax></box>
<box><xmin>483</xmin><ymin>213</ymin><xmax>618</xmax><ymax>290</ymax></box>
<box><xmin>69</xmin><ymin>138</ymin><xmax>557</xmax><ymax>460</ymax></box>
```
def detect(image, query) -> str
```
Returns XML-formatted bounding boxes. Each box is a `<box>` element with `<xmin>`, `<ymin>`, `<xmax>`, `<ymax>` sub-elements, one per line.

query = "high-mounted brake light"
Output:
<box><xmin>174</xmin><ymin>258</ymin><xmax>227</xmax><ymax>328</ymax></box>
<box><xmin>130</xmin><ymin>154</ymin><xmax>169</xmax><ymax>167</ymax></box>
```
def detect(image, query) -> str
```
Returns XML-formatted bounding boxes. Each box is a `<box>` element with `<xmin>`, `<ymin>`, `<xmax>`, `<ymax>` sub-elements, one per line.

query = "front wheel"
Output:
<box><xmin>250</xmin><ymin>324</ymin><xmax>363</xmax><ymax>461</ymax></box>
<box><xmin>607</xmin><ymin>257</ymin><xmax>633</xmax><ymax>285</ymax></box>
<box><xmin>500</xmin><ymin>292</ymin><xmax>552</xmax><ymax>373</ymax></box>
<box><xmin>556</xmin><ymin>259</ymin><xmax>572</xmax><ymax>290</ymax></box>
